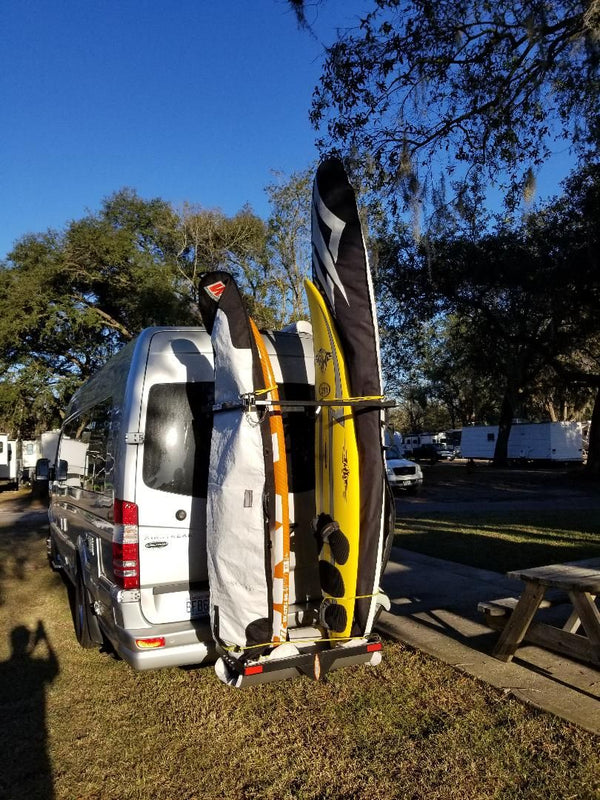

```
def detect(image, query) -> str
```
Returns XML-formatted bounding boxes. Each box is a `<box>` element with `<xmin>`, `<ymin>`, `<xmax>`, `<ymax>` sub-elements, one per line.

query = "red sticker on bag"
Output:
<box><xmin>204</xmin><ymin>280</ymin><xmax>226</xmax><ymax>300</ymax></box>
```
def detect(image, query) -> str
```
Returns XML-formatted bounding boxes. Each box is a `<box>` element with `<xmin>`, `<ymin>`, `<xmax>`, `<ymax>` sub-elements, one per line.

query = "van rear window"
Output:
<box><xmin>143</xmin><ymin>382</ymin><xmax>214</xmax><ymax>498</ymax></box>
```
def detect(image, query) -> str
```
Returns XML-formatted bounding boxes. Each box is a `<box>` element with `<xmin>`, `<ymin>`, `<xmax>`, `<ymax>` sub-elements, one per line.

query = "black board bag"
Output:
<box><xmin>311</xmin><ymin>157</ymin><xmax>394</xmax><ymax>637</ymax></box>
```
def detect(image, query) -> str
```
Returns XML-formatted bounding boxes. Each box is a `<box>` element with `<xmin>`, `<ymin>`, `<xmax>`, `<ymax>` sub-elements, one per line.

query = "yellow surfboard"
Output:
<box><xmin>305</xmin><ymin>279</ymin><xmax>360</xmax><ymax>640</ymax></box>
<box><xmin>249</xmin><ymin>318</ymin><xmax>290</xmax><ymax>644</ymax></box>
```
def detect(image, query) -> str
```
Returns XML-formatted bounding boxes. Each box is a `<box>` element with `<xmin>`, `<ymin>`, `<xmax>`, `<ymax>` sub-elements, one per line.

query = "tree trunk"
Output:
<box><xmin>585</xmin><ymin>387</ymin><xmax>600</xmax><ymax>477</ymax></box>
<box><xmin>545</xmin><ymin>400</ymin><xmax>558</xmax><ymax>422</ymax></box>
<box><xmin>493</xmin><ymin>391</ymin><xmax>513</xmax><ymax>466</ymax></box>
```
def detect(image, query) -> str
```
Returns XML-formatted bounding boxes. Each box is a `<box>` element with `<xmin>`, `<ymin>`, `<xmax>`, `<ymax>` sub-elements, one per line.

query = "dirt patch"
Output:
<box><xmin>0</xmin><ymin>488</ymin><xmax>49</xmax><ymax>513</ymax></box>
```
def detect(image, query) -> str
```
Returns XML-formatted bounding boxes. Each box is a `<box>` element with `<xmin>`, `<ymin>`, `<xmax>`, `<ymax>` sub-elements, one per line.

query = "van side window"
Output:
<box><xmin>143</xmin><ymin>382</ymin><xmax>214</xmax><ymax>498</ymax></box>
<box><xmin>84</xmin><ymin>401</ymin><xmax>113</xmax><ymax>493</ymax></box>
<box><xmin>61</xmin><ymin>399</ymin><xmax>114</xmax><ymax>495</ymax></box>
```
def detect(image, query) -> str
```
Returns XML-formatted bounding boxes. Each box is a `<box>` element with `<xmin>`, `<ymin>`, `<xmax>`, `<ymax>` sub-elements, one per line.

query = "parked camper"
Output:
<box><xmin>461</xmin><ymin>422</ymin><xmax>584</xmax><ymax>463</ymax></box>
<box><xmin>22</xmin><ymin>431</ymin><xmax>61</xmax><ymax>488</ymax></box>
<box><xmin>21</xmin><ymin>439</ymin><xmax>41</xmax><ymax>483</ymax></box>
<box><xmin>40</xmin><ymin>430</ymin><xmax>60</xmax><ymax>462</ymax></box>
<box><xmin>46</xmin><ymin>326</ymin><xmax>316</xmax><ymax>671</ymax></box>
<box><xmin>0</xmin><ymin>435</ymin><xmax>19</xmax><ymax>489</ymax></box>
<box><xmin>401</xmin><ymin>432</ymin><xmax>434</xmax><ymax>455</ymax></box>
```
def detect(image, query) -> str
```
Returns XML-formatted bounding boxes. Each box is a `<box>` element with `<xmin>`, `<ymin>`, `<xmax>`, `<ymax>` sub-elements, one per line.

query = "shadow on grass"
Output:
<box><xmin>0</xmin><ymin>622</ymin><xmax>59</xmax><ymax>799</ymax></box>
<box><xmin>394</xmin><ymin>511</ymin><xmax>600</xmax><ymax>573</ymax></box>
<box><xmin>0</xmin><ymin>525</ymin><xmax>49</xmax><ymax>608</ymax></box>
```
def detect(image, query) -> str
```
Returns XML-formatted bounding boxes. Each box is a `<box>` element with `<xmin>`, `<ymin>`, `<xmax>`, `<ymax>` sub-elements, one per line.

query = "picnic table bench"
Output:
<box><xmin>478</xmin><ymin>558</ymin><xmax>600</xmax><ymax>666</ymax></box>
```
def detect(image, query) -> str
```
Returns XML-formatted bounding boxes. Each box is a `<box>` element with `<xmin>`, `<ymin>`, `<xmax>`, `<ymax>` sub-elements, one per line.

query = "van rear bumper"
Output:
<box><xmin>105</xmin><ymin>618</ymin><xmax>217</xmax><ymax>671</ymax></box>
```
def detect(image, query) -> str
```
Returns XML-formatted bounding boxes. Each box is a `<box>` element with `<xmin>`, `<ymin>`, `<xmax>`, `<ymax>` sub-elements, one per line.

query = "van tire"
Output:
<box><xmin>74</xmin><ymin>564</ymin><xmax>96</xmax><ymax>649</ymax></box>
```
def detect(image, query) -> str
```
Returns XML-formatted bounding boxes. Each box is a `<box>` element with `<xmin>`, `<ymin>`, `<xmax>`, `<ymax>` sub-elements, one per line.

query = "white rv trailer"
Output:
<box><xmin>460</xmin><ymin>422</ymin><xmax>584</xmax><ymax>462</ymax></box>
<box><xmin>40</xmin><ymin>430</ymin><xmax>60</xmax><ymax>463</ymax></box>
<box><xmin>399</xmin><ymin>432</ymin><xmax>434</xmax><ymax>454</ymax></box>
<box><xmin>21</xmin><ymin>439</ymin><xmax>41</xmax><ymax>482</ymax></box>
<box><xmin>21</xmin><ymin>431</ymin><xmax>61</xmax><ymax>484</ymax></box>
<box><xmin>0</xmin><ymin>435</ymin><xmax>19</xmax><ymax>488</ymax></box>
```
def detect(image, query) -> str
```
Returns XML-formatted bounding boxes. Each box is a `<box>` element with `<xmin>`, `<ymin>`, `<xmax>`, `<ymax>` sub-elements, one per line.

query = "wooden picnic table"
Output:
<box><xmin>479</xmin><ymin>558</ymin><xmax>600</xmax><ymax>666</ymax></box>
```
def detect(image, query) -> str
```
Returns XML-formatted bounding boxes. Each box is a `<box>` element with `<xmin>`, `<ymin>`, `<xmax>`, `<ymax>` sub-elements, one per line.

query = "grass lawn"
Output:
<box><xmin>394</xmin><ymin>508</ymin><xmax>600</xmax><ymax>574</ymax></box>
<box><xmin>0</xmin><ymin>505</ymin><xmax>599</xmax><ymax>799</ymax></box>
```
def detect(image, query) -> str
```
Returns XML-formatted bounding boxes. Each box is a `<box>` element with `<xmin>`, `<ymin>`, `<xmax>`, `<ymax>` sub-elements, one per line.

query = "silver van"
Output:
<box><xmin>46</xmin><ymin>325</ymin><xmax>316</xmax><ymax>670</ymax></box>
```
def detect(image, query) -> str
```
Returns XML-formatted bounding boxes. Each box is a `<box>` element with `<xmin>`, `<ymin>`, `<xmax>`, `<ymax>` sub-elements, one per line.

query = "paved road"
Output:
<box><xmin>394</xmin><ymin>461</ymin><xmax>600</xmax><ymax>513</ymax></box>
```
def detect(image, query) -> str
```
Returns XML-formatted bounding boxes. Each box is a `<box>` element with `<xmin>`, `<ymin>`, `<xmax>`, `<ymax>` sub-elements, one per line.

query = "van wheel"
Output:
<box><xmin>74</xmin><ymin>565</ymin><xmax>96</xmax><ymax>649</ymax></box>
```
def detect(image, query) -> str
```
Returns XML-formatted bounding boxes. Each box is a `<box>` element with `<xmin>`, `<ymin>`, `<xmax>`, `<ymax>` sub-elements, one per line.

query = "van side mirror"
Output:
<box><xmin>56</xmin><ymin>460</ymin><xmax>68</xmax><ymax>482</ymax></box>
<box><xmin>35</xmin><ymin>458</ymin><xmax>50</xmax><ymax>481</ymax></box>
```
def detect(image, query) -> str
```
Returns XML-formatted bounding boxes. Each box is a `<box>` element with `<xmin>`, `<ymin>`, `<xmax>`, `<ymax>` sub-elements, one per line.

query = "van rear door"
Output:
<box><xmin>135</xmin><ymin>331</ymin><xmax>214</xmax><ymax>625</ymax></box>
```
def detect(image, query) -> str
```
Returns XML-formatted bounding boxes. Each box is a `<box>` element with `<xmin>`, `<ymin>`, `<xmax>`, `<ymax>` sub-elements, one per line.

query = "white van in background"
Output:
<box><xmin>45</xmin><ymin>326</ymin><xmax>316</xmax><ymax>671</ymax></box>
<box><xmin>383</xmin><ymin>432</ymin><xmax>423</xmax><ymax>493</ymax></box>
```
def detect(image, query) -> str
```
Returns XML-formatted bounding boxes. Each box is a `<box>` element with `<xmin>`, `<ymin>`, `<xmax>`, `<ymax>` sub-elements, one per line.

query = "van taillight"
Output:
<box><xmin>113</xmin><ymin>499</ymin><xmax>139</xmax><ymax>590</ymax></box>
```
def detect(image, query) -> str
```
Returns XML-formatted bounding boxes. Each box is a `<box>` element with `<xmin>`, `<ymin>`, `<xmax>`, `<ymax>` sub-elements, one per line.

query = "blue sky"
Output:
<box><xmin>1</xmin><ymin>0</ymin><xmax>575</xmax><ymax>261</ymax></box>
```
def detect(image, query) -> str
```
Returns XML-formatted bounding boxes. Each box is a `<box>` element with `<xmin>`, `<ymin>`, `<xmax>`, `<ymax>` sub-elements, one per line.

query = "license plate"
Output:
<box><xmin>186</xmin><ymin>592</ymin><xmax>210</xmax><ymax>619</ymax></box>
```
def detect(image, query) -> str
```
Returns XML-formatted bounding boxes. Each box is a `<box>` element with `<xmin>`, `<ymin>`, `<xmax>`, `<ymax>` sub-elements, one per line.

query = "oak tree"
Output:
<box><xmin>292</xmin><ymin>0</ymin><xmax>600</xmax><ymax>213</ymax></box>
